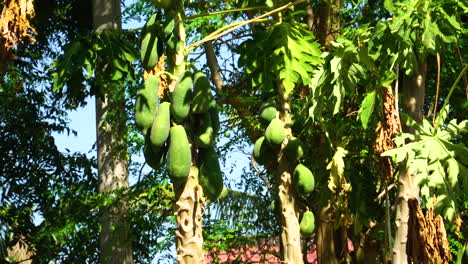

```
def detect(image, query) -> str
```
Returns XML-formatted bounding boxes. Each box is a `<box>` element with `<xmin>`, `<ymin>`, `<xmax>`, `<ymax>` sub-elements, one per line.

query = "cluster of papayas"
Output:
<box><xmin>135</xmin><ymin>67</ymin><xmax>223</xmax><ymax>200</ymax></box>
<box><xmin>252</xmin><ymin>101</ymin><xmax>284</xmax><ymax>166</ymax></box>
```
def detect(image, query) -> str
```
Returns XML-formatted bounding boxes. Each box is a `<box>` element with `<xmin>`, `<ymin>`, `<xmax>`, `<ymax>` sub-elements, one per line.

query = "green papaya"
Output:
<box><xmin>171</xmin><ymin>71</ymin><xmax>193</xmax><ymax>123</ymax></box>
<box><xmin>209</xmin><ymin>107</ymin><xmax>220</xmax><ymax>134</ymax></box>
<box><xmin>135</xmin><ymin>75</ymin><xmax>159</xmax><ymax>134</ymax></box>
<box><xmin>140</xmin><ymin>13</ymin><xmax>163</xmax><ymax>71</ymax></box>
<box><xmin>300</xmin><ymin>210</ymin><xmax>315</xmax><ymax>236</ymax></box>
<box><xmin>293</xmin><ymin>163</ymin><xmax>315</xmax><ymax>194</ymax></box>
<box><xmin>253</xmin><ymin>136</ymin><xmax>276</xmax><ymax>166</ymax></box>
<box><xmin>195</xmin><ymin>114</ymin><xmax>214</xmax><ymax>148</ymax></box>
<box><xmin>167</xmin><ymin>125</ymin><xmax>191</xmax><ymax>180</ymax></box>
<box><xmin>144</xmin><ymin>139</ymin><xmax>166</xmax><ymax>170</ymax></box>
<box><xmin>259</xmin><ymin>100</ymin><xmax>277</xmax><ymax>122</ymax></box>
<box><xmin>198</xmin><ymin>147</ymin><xmax>223</xmax><ymax>201</ymax></box>
<box><xmin>284</xmin><ymin>137</ymin><xmax>306</xmax><ymax>161</ymax></box>
<box><xmin>265</xmin><ymin>118</ymin><xmax>285</xmax><ymax>145</ymax></box>
<box><xmin>152</xmin><ymin>0</ymin><xmax>175</xmax><ymax>9</ymax></box>
<box><xmin>192</xmin><ymin>71</ymin><xmax>215</xmax><ymax>114</ymax></box>
<box><xmin>150</xmin><ymin>102</ymin><xmax>170</xmax><ymax>150</ymax></box>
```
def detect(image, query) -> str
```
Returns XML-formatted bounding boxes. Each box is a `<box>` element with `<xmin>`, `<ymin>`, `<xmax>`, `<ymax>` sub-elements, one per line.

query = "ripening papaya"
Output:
<box><xmin>192</xmin><ymin>71</ymin><xmax>215</xmax><ymax>114</ymax></box>
<box><xmin>253</xmin><ymin>136</ymin><xmax>276</xmax><ymax>166</ymax></box>
<box><xmin>293</xmin><ymin>163</ymin><xmax>315</xmax><ymax>194</ymax></box>
<box><xmin>195</xmin><ymin>113</ymin><xmax>214</xmax><ymax>148</ymax></box>
<box><xmin>265</xmin><ymin>118</ymin><xmax>285</xmax><ymax>145</ymax></box>
<box><xmin>150</xmin><ymin>102</ymin><xmax>170</xmax><ymax>150</ymax></box>
<box><xmin>135</xmin><ymin>75</ymin><xmax>159</xmax><ymax>134</ymax></box>
<box><xmin>300</xmin><ymin>210</ymin><xmax>315</xmax><ymax>236</ymax></box>
<box><xmin>167</xmin><ymin>125</ymin><xmax>191</xmax><ymax>180</ymax></box>
<box><xmin>140</xmin><ymin>13</ymin><xmax>163</xmax><ymax>71</ymax></box>
<box><xmin>259</xmin><ymin>100</ymin><xmax>277</xmax><ymax>122</ymax></box>
<box><xmin>198</xmin><ymin>147</ymin><xmax>223</xmax><ymax>202</ymax></box>
<box><xmin>171</xmin><ymin>71</ymin><xmax>193</xmax><ymax>123</ymax></box>
<box><xmin>143</xmin><ymin>139</ymin><xmax>166</xmax><ymax>170</ymax></box>
<box><xmin>284</xmin><ymin>137</ymin><xmax>306</xmax><ymax>161</ymax></box>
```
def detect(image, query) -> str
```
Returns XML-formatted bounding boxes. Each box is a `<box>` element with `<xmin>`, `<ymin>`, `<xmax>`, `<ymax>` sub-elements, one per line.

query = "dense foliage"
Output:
<box><xmin>1</xmin><ymin>0</ymin><xmax>467</xmax><ymax>263</ymax></box>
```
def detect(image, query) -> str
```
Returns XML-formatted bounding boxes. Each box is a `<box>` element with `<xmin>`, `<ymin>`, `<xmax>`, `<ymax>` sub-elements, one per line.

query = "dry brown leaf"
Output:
<box><xmin>143</xmin><ymin>54</ymin><xmax>168</xmax><ymax>99</ymax></box>
<box><xmin>407</xmin><ymin>198</ymin><xmax>452</xmax><ymax>264</ymax></box>
<box><xmin>0</xmin><ymin>0</ymin><xmax>37</xmax><ymax>72</ymax></box>
<box><xmin>374</xmin><ymin>86</ymin><xmax>402</xmax><ymax>181</ymax></box>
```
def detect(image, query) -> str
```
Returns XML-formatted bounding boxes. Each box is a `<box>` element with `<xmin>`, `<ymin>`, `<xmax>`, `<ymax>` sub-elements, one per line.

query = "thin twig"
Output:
<box><xmin>186</xmin><ymin>0</ymin><xmax>307</xmax><ymax>51</ymax></box>
<box><xmin>432</xmin><ymin>53</ymin><xmax>441</xmax><ymax>125</ymax></box>
<box><xmin>137</xmin><ymin>161</ymin><xmax>146</xmax><ymax>185</ymax></box>
<box><xmin>185</xmin><ymin>6</ymin><xmax>269</xmax><ymax>20</ymax></box>
<box><xmin>455</xmin><ymin>39</ymin><xmax>468</xmax><ymax>100</ymax></box>
<box><xmin>374</xmin><ymin>183</ymin><xmax>396</xmax><ymax>201</ymax></box>
<box><xmin>250</xmin><ymin>153</ymin><xmax>273</xmax><ymax>192</ymax></box>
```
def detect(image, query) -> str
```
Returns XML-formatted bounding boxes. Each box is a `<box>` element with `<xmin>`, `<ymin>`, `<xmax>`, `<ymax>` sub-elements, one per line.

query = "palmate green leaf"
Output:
<box><xmin>382</xmin><ymin>110</ymin><xmax>468</xmax><ymax>221</ymax></box>
<box><xmin>357</xmin><ymin>89</ymin><xmax>376</xmax><ymax>129</ymax></box>
<box><xmin>238</xmin><ymin>22</ymin><xmax>321</xmax><ymax>95</ymax></box>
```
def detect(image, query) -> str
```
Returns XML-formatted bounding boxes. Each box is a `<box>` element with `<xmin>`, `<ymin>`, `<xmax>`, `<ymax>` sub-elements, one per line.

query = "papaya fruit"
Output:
<box><xmin>167</xmin><ymin>125</ymin><xmax>191</xmax><ymax>180</ymax></box>
<box><xmin>140</xmin><ymin>13</ymin><xmax>163</xmax><ymax>71</ymax></box>
<box><xmin>293</xmin><ymin>163</ymin><xmax>315</xmax><ymax>194</ymax></box>
<box><xmin>144</xmin><ymin>139</ymin><xmax>166</xmax><ymax>170</ymax></box>
<box><xmin>195</xmin><ymin>113</ymin><xmax>215</xmax><ymax>148</ymax></box>
<box><xmin>259</xmin><ymin>101</ymin><xmax>277</xmax><ymax>122</ymax></box>
<box><xmin>192</xmin><ymin>71</ymin><xmax>215</xmax><ymax>114</ymax></box>
<box><xmin>253</xmin><ymin>136</ymin><xmax>276</xmax><ymax>166</ymax></box>
<box><xmin>209</xmin><ymin>106</ymin><xmax>220</xmax><ymax>134</ymax></box>
<box><xmin>135</xmin><ymin>75</ymin><xmax>159</xmax><ymax>134</ymax></box>
<box><xmin>198</xmin><ymin>147</ymin><xmax>223</xmax><ymax>201</ymax></box>
<box><xmin>265</xmin><ymin>118</ymin><xmax>285</xmax><ymax>145</ymax></box>
<box><xmin>300</xmin><ymin>210</ymin><xmax>315</xmax><ymax>236</ymax></box>
<box><xmin>150</xmin><ymin>101</ymin><xmax>170</xmax><ymax>150</ymax></box>
<box><xmin>151</xmin><ymin>0</ymin><xmax>174</xmax><ymax>9</ymax></box>
<box><xmin>171</xmin><ymin>71</ymin><xmax>193</xmax><ymax>123</ymax></box>
<box><xmin>284</xmin><ymin>137</ymin><xmax>306</xmax><ymax>161</ymax></box>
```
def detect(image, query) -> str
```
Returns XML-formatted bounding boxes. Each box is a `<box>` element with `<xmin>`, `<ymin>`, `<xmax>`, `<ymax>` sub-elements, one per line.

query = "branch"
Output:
<box><xmin>186</xmin><ymin>0</ymin><xmax>308</xmax><ymax>51</ymax></box>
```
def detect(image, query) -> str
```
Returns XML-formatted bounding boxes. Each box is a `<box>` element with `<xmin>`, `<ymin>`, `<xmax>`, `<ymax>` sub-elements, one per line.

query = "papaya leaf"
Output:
<box><xmin>357</xmin><ymin>89</ymin><xmax>376</xmax><ymax>129</ymax></box>
<box><xmin>382</xmin><ymin>107</ymin><xmax>468</xmax><ymax>220</ymax></box>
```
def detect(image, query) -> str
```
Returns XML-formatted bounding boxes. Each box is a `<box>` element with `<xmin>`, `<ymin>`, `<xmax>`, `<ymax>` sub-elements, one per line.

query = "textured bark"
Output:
<box><xmin>392</xmin><ymin>59</ymin><xmax>426</xmax><ymax>264</ymax></box>
<box><xmin>276</xmin><ymin>84</ymin><xmax>304</xmax><ymax>264</ymax></box>
<box><xmin>92</xmin><ymin>0</ymin><xmax>132</xmax><ymax>263</ymax></box>
<box><xmin>174</xmin><ymin>166</ymin><xmax>206</xmax><ymax>264</ymax></box>
<box><xmin>406</xmin><ymin>198</ymin><xmax>452</xmax><ymax>263</ymax></box>
<box><xmin>317</xmin><ymin>205</ymin><xmax>338</xmax><ymax>264</ymax></box>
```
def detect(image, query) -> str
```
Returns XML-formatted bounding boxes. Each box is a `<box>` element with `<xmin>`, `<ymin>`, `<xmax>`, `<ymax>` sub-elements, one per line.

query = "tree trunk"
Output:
<box><xmin>392</xmin><ymin>59</ymin><xmax>426</xmax><ymax>264</ymax></box>
<box><xmin>316</xmin><ymin>0</ymin><xmax>341</xmax><ymax>47</ymax></box>
<box><xmin>317</xmin><ymin>205</ymin><xmax>338</xmax><ymax>264</ymax></box>
<box><xmin>168</xmin><ymin>4</ymin><xmax>206</xmax><ymax>263</ymax></box>
<box><xmin>174</xmin><ymin>166</ymin><xmax>206</xmax><ymax>264</ymax></box>
<box><xmin>92</xmin><ymin>0</ymin><xmax>132</xmax><ymax>263</ymax></box>
<box><xmin>276</xmin><ymin>83</ymin><xmax>304</xmax><ymax>264</ymax></box>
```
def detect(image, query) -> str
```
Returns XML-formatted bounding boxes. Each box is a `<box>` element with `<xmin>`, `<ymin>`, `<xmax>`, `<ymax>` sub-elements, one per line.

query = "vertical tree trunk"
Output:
<box><xmin>392</xmin><ymin>59</ymin><xmax>426</xmax><ymax>264</ymax></box>
<box><xmin>317</xmin><ymin>205</ymin><xmax>338</xmax><ymax>264</ymax></box>
<box><xmin>316</xmin><ymin>0</ymin><xmax>341</xmax><ymax>47</ymax></box>
<box><xmin>174</xmin><ymin>166</ymin><xmax>206</xmax><ymax>264</ymax></box>
<box><xmin>92</xmin><ymin>0</ymin><xmax>132</xmax><ymax>263</ymax></box>
<box><xmin>276</xmin><ymin>84</ymin><xmax>304</xmax><ymax>264</ymax></box>
<box><xmin>169</xmin><ymin>3</ymin><xmax>206</xmax><ymax>263</ymax></box>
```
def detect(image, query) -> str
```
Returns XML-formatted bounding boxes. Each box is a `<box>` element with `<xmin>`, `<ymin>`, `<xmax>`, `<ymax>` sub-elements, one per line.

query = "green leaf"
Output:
<box><xmin>358</xmin><ymin>89</ymin><xmax>376</xmax><ymax>129</ymax></box>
